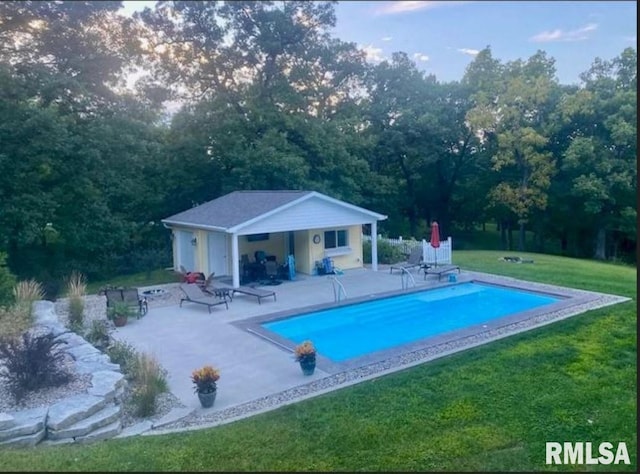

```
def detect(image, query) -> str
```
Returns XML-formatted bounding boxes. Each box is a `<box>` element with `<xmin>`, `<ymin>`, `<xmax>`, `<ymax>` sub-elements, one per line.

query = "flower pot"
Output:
<box><xmin>197</xmin><ymin>390</ymin><xmax>217</xmax><ymax>408</ymax></box>
<box><xmin>299</xmin><ymin>359</ymin><xmax>316</xmax><ymax>376</ymax></box>
<box><xmin>113</xmin><ymin>316</ymin><xmax>127</xmax><ymax>327</ymax></box>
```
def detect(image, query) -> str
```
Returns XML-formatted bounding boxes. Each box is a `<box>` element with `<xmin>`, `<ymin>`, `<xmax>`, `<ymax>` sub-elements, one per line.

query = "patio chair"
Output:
<box><xmin>423</xmin><ymin>264</ymin><xmax>460</xmax><ymax>281</ymax></box>
<box><xmin>179</xmin><ymin>283</ymin><xmax>229</xmax><ymax>313</ymax></box>
<box><xmin>231</xmin><ymin>285</ymin><xmax>276</xmax><ymax>304</ymax></box>
<box><xmin>104</xmin><ymin>287</ymin><xmax>148</xmax><ymax>319</ymax></box>
<box><xmin>389</xmin><ymin>246</ymin><xmax>423</xmax><ymax>274</ymax></box>
<box><xmin>263</xmin><ymin>260</ymin><xmax>281</xmax><ymax>285</ymax></box>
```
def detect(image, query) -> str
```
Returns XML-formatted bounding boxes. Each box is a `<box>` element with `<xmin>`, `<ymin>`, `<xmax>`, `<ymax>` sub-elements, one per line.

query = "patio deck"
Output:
<box><xmin>112</xmin><ymin>266</ymin><xmax>441</xmax><ymax>412</ymax></box>
<box><xmin>110</xmin><ymin>265</ymin><xmax>627</xmax><ymax>431</ymax></box>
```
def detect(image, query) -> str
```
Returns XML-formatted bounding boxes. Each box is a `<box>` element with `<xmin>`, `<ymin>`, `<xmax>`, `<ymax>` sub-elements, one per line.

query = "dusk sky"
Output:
<box><xmin>121</xmin><ymin>1</ymin><xmax>637</xmax><ymax>85</ymax></box>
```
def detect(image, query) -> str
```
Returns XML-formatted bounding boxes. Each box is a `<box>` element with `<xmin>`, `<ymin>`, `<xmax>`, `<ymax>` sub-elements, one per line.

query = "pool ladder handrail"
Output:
<box><xmin>328</xmin><ymin>275</ymin><xmax>347</xmax><ymax>302</ymax></box>
<box><xmin>400</xmin><ymin>267</ymin><xmax>416</xmax><ymax>290</ymax></box>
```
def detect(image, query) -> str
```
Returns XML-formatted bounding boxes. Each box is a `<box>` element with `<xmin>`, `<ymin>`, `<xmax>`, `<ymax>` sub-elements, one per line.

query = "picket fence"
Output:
<box><xmin>363</xmin><ymin>234</ymin><xmax>453</xmax><ymax>265</ymax></box>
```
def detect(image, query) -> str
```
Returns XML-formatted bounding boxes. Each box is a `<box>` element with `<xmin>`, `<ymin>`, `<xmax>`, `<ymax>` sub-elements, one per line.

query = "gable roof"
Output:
<box><xmin>162</xmin><ymin>190</ymin><xmax>386</xmax><ymax>233</ymax></box>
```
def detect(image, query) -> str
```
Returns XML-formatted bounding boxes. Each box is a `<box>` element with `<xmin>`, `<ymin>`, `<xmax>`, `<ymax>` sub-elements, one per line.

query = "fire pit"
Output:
<box><xmin>141</xmin><ymin>288</ymin><xmax>168</xmax><ymax>300</ymax></box>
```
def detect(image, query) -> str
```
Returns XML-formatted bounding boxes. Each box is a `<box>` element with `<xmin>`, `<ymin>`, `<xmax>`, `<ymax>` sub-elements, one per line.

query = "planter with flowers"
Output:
<box><xmin>294</xmin><ymin>340</ymin><xmax>316</xmax><ymax>376</ymax></box>
<box><xmin>191</xmin><ymin>365</ymin><xmax>220</xmax><ymax>408</ymax></box>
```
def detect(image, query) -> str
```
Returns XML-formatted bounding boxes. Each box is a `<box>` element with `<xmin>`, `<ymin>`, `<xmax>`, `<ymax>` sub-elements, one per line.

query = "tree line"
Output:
<box><xmin>0</xmin><ymin>1</ymin><xmax>636</xmax><ymax>298</ymax></box>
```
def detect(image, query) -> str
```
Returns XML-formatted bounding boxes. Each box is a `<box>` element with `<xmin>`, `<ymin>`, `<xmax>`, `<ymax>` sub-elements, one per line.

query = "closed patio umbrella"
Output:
<box><xmin>430</xmin><ymin>221</ymin><xmax>441</xmax><ymax>267</ymax></box>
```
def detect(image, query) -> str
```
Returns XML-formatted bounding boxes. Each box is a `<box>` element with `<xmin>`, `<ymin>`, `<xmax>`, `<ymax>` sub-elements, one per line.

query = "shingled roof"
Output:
<box><xmin>162</xmin><ymin>190</ymin><xmax>387</xmax><ymax>233</ymax></box>
<box><xmin>162</xmin><ymin>191</ymin><xmax>313</xmax><ymax>230</ymax></box>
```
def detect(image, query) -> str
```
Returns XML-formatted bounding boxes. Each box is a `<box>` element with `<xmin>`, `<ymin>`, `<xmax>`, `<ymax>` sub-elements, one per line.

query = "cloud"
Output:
<box><xmin>529</xmin><ymin>23</ymin><xmax>598</xmax><ymax>43</ymax></box>
<box><xmin>381</xmin><ymin>36</ymin><xmax>393</xmax><ymax>42</ymax></box>
<box><xmin>359</xmin><ymin>44</ymin><xmax>385</xmax><ymax>64</ymax></box>
<box><xmin>375</xmin><ymin>1</ymin><xmax>471</xmax><ymax>16</ymax></box>
<box><xmin>413</xmin><ymin>53</ymin><xmax>430</xmax><ymax>62</ymax></box>
<box><xmin>457</xmin><ymin>48</ymin><xmax>480</xmax><ymax>56</ymax></box>
<box><xmin>625</xmin><ymin>35</ymin><xmax>637</xmax><ymax>43</ymax></box>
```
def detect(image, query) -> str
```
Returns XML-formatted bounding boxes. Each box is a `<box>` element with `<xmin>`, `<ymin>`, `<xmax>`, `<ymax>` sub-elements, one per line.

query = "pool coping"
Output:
<box><xmin>146</xmin><ymin>272</ymin><xmax>631</xmax><ymax>436</ymax></box>
<box><xmin>233</xmin><ymin>272</ymin><xmax>620</xmax><ymax>374</ymax></box>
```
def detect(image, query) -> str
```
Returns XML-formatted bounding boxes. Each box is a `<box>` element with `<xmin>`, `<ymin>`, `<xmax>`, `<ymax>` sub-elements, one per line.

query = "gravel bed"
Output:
<box><xmin>0</xmin><ymin>352</ymin><xmax>92</xmax><ymax>413</ymax></box>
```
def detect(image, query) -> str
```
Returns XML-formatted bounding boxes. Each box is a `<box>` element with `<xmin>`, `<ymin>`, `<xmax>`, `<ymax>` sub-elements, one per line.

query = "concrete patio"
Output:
<box><xmin>109</xmin><ymin>265</ymin><xmax>626</xmax><ymax>430</ymax></box>
<box><xmin>111</xmin><ymin>266</ymin><xmax>453</xmax><ymax>415</ymax></box>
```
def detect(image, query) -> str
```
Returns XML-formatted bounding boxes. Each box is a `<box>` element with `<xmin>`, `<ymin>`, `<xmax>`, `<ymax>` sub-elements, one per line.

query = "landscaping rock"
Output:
<box><xmin>88</xmin><ymin>371</ymin><xmax>126</xmax><ymax>401</ymax></box>
<box><xmin>0</xmin><ymin>413</ymin><xmax>15</xmax><ymax>430</ymax></box>
<box><xmin>0</xmin><ymin>407</ymin><xmax>47</xmax><ymax>442</ymax></box>
<box><xmin>46</xmin><ymin>394</ymin><xmax>107</xmax><ymax>431</ymax></box>
<box><xmin>47</xmin><ymin>404</ymin><xmax>121</xmax><ymax>440</ymax></box>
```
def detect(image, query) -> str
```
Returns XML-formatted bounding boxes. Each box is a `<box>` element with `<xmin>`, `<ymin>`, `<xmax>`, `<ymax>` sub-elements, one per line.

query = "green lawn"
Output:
<box><xmin>85</xmin><ymin>268</ymin><xmax>181</xmax><ymax>294</ymax></box>
<box><xmin>1</xmin><ymin>251</ymin><xmax>636</xmax><ymax>471</ymax></box>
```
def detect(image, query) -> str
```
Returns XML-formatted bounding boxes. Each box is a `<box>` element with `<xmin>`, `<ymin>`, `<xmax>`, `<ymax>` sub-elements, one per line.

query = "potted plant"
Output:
<box><xmin>107</xmin><ymin>301</ymin><xmax>135</xmax><ymax>327</ymax></box>
<box><xmin>191</xmin><ymin>365</ymin><xmax>220</xmax><ymax>408</ymax></box>
<box><xmin>294</xmin><ymin>340</ymin><xmax>316</xmax><ymax>376</ymax></box>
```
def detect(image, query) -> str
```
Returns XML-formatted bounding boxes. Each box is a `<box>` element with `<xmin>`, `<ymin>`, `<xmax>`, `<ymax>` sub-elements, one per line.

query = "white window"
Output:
<box><xmin>324</xmin><ymin>229</ymin><xmax>348</xmax><ymax>249</ymax></box>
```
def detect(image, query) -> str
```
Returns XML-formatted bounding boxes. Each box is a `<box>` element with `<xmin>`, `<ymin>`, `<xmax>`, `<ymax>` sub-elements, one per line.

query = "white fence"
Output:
<box><xmin>363</xmin><ymin>234</ymin><xmax>452</xmax><ymax>265</ymax></box>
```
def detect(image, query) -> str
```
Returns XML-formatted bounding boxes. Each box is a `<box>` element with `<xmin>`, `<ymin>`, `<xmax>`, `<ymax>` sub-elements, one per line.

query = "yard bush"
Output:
<box><xmin>84</xmin><ymin>319</ymin><xmax>111</xmax><ymax>351</ymax></box>
<box><xmin>362</xmin><ymin>239</ymin><xmax>405</xmax><ymax>264</ymax></box>
<box><xmin>129</xmin><ymin>352</ymin><xmax>168</xmax><ymax>417</ymax></box>
<box><xmin>0</xmin><ymin>252</ymin><xmax>17</xmax><ymax>307</ymax></box>
<box><xmin>66</xmin><ymin>271</ymin><xmax>86</xmax><ymax>333</ymax></box>
<box><xmin>0</xmin><ymin>330</ymin><xmax>71</xmax><ymax>402</ymax></box>
<box><xmin>106</xmin><ymin>340</ymin><xmax>139</xmax><ymax>375</ymax></box>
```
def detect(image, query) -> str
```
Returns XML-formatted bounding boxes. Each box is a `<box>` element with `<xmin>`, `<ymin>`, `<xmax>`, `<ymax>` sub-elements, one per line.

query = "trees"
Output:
<box><xmin>466</xmin><ymin>50</ymin><xmax>559</xmax><ymax>251</ymax></box>
<box><xmin>557</xmin><ymin>48</ymin><xmax>637</xmax><ymax>260</ymax></box>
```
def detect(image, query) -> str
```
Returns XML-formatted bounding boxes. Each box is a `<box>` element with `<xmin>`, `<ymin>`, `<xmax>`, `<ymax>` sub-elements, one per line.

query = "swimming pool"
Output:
<box><xmin>262</xmin><ymin>282</ymin><xmax>561</xmax><ymax>362</ymax></box>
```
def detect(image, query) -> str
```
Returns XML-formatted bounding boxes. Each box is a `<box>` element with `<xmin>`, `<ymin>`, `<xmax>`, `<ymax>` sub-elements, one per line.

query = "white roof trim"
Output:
<box><xmin>227</xmin><ymin>191</ymin><xmax>387</xmax><ymax>233</ymax></box>
<box><xmin>161</xmin><ymin>220</ymin><xmax>228</xmax><ymax>232</ymax></box>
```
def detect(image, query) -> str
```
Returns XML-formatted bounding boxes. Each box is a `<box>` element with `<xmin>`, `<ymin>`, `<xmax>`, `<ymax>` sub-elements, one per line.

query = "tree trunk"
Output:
<box><xmin>500</xmin><ymin>220</ymin><xmax>508</xmax><ymax>250</ymax></box>
<box><xmin>594</xmin><ymin>227</ymin><xmax>606</xmax><ymax>260</ymax></box>
<box><xmin>518</xmin><ymin>222</ymin><xmax>525</xmax><ymax>251</ymax></box>
<box><xmin>507</xmin><ymin>225</ymin><xmax>513</xmax><ymax>251</ymax></box>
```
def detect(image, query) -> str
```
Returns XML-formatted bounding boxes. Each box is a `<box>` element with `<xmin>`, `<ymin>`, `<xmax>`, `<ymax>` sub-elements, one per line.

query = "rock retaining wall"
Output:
<box><xmin>0</xmin><ymin>301</ymin><xmax>126</xmax><ymax>447</ymax></box>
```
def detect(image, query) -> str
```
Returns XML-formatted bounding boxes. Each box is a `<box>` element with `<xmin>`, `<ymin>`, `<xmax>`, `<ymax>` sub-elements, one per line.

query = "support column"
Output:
<box><xmin>371</xmin><ymin>221</ymin><xmax>378</xmax><ymax>272</ymax></box>
<box><xmin>231</xmin><ymin>233</ymin><xmax>239</xmax><ymax>288</ymax></box>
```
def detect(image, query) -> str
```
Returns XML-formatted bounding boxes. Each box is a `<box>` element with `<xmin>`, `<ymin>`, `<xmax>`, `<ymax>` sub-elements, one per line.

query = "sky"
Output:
<box><xmin>121</xmin><ymin>0</ymin><xmax>637</xmax><ymax>85</ymax></box>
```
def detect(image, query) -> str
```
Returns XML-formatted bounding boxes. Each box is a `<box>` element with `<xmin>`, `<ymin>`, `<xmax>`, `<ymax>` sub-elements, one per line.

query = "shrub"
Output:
<box><xmin>0</xmin><ymin>252</ymin><xmax>16</xmax><ymax>307</ymax></box>
<box><xmin>130</xmin><ymin>352</ymin><xmax>168</xmax><ymax>417</ymax></box>
<box><xmin>362</xmin><ymin>239</ymin><xmax>405</xmax><ymax>264</ymax></box>
<box><xmin>0</xmin><ymin>305</ymin><xmax>31</xmax><ymax>339</ymax></box>
<box><xmin>13</xmin><ymin>279</ymin><xmax>44</xmax><ymax>320</ymax></box>
<box><xmin>66</xmin><ymin>272</ymin><xmax>86</xmax><ymax>332</ymax></box>
<box><xmin>106</xmin><ymin>340</ymin><xmax>139</xmax><ymax>376</ymax></box>
<box><xmin>84</xmin><ymin>319</ymin><xmax>111</xmax><ymax>350</ymax></box>
<box><xmin>0</xmin><ymin>330</ymin><xmax>71</xmax><ymax>402</ymax></box>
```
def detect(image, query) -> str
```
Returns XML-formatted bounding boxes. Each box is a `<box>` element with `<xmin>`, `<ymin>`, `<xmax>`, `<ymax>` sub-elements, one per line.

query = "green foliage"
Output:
<box><xmin>12</xmin><ymin>279</ymin><xmax>44</xmax><ymax>321</ymax></box>
<box><xmin>0</xmin><ymin>253</ymin><xmax>16</xmax><ymax>307</ymax></box>
<box><xmin>362</xmin><ymin>239</ymin><xmax>405</xmax><ymax>264</ymax></box>
<box><xmin>0</xmin><ymin>330</ymin><xmax>71</xmax><ymax>402</ymax></box>
<box><xmin>84</xmin><ymin>319</ymin><xmax>111</xmax><ymax>350</ymax></box>
<box><xmin>106</xmin><ymin>340</ymin><xmax>139</xmax><ymax>375</ymax></box>
<box><xmin>67</xmin><ymin>297</ymin><xmax>85</xmax><ymax>333</ymax></box>
<box><xmin>129</xmin><ymin>352</ymin><xmax>168</xmax><ymax>417</ymax></box>
<box><xmin>106</xmin><ymin>301</ymin><xmax>136</xmax><ymax>322</ymax></box>
<box><xmin>66</xmin><ymin>271</ymin><xmax>86</xmax><ymax>332</ymax></box>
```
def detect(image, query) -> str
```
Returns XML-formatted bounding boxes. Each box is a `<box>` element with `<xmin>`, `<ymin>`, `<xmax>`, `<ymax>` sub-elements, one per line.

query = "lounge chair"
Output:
<box><xmin>179</xmin><ymin>283</ymin><xmax>229</xmax><ymax>313</ymax></box>
<box><xmin>104</xmin><ymin>287</ymin><xmax>148</xmax><ymax>319</ymax></box>
<box><xmin>231</xmin><ymin>285</ymin><xmax>276</xmax><ymax>304</ymax></box>
<box><xmin>201</xmin><ymin>275</ymin><xmax>234</xmax><ymax>302</ymax></box>
<box><xmin>423</xmin><ymin>264</ymin><xmax>461</xmax><ymax>281</ymax></box>
<box><xmin>389</xmin><ymin>246</ymin><xmax>423</xmax><ymax>274</ymax></box>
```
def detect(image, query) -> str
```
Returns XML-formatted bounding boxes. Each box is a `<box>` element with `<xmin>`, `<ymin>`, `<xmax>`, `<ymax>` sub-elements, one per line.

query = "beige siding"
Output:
<box><xmin>239</xmin><ymin>232</ymin><xmax>286</xmax><ymax>263</ymax></box>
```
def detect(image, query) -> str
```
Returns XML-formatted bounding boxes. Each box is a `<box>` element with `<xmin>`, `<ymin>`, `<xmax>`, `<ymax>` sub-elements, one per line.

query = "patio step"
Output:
<box><xmin>47</xmin><ymin>404</ymin><xmax>121</xmax><ymax>441</ymax></box>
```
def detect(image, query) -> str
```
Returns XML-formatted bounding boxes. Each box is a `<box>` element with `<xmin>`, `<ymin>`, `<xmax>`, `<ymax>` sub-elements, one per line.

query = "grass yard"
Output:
<box><xmin>0</xmin><ymin>251</ymin><xmax>636</xmax><ymax>471</ymax></box>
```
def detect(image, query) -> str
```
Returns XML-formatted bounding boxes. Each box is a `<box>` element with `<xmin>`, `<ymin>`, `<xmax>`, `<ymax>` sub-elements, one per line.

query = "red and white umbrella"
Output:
<box><xmin>430</xmin><ymin>221</ymin><xmax>441</xmax><ymax>267</ymax></box>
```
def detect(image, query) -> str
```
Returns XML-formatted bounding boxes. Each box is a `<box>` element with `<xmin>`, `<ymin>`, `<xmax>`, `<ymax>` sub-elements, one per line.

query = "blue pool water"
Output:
<box><xmin>262</xmin><ymin>282</ymin><xmax>560</xmax><ymax>362</ymax></box>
